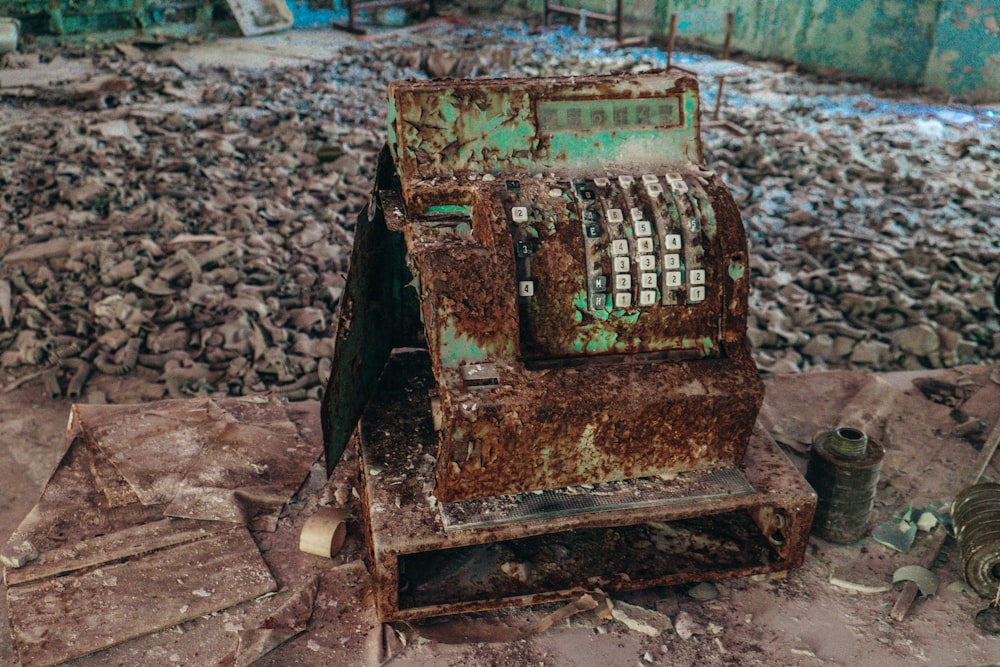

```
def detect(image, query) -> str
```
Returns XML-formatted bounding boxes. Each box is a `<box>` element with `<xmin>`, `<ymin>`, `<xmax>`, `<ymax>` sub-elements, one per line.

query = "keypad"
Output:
<box><xmin>509</xmin><ymin>174</ymin><xmax>711</xmax><ymax>312</ymax></box>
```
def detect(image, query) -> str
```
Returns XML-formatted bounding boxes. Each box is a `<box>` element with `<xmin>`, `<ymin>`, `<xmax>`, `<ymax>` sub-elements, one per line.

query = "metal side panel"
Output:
<box><xmin>321</xmin><ymin>149</ymin><xmax>420</xmax><ymax>473</ymax></box>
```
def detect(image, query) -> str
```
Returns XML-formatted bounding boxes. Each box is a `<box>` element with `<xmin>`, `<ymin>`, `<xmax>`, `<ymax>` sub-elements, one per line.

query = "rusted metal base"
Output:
<box><xmin>354</xmin><ymin>351</ymin><xmax>816</xmax><ymax>622</ymax></box>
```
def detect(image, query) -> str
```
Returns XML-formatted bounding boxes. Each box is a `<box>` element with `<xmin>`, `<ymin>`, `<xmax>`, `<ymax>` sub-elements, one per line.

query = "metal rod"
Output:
<box><xmin>667</xmin><ymin>14</ymin><xmax>678</xmax><ymax>69</ymax></box>
<box><xmin>722</xmin><ymin>11</ymin><xmax>733</xmax><ymax>60</ymax></box>
<box><xmin>616</xmin><ymin>0</ymin><xmax>623</xmax><ymax>44</ymax></box>
<box><xmin>714</xmin><ymin>77</ymin><xmax>725</xmax><ymax>120</ymax></box>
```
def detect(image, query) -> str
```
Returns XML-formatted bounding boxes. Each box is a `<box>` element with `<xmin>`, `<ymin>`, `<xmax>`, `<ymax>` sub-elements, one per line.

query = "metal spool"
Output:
<box><xmin>806</xmin><ymin>427</ymin><xmax>885</xmax><ymax>544</ymax></box>
<box><xmin>952</xmin><ymin>482</ymin><xmax>1000</xmax><ymax>599</ymax></box>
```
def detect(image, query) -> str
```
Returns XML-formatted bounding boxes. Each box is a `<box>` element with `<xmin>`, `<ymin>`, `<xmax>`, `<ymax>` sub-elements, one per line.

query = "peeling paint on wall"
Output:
<box><xmin>526</xmin><ymin>0</ymin><xmax>1000</xmax><ymax>101</ymax></box>
<box><xmin>925</xmin><ymin>0</ymin><xmax>1000</xmax><ymax>102</ymax></box>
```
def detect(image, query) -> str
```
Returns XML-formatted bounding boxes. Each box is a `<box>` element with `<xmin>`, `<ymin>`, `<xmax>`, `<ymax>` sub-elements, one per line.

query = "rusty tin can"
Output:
<box><xmin>806</xmin><ymin>427</ymin><xmax>884</xmax><ymax>544</ymax></box>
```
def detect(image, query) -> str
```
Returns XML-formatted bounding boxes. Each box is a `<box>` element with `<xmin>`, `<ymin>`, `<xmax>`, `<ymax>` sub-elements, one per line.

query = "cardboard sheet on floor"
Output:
<box><xmin>1</xmin><ymin>394</ymin><xmax>323</xmax><ymax>666</ymax></box>
<box><xmin>71</xmin><ymin>394</ymin><xmax>318</xmax><ymax>527</ymax></box>
<box><xmin>6</xmin><ymin>522</ymin><xmax>276</xmax><ymax>667</ymax></box>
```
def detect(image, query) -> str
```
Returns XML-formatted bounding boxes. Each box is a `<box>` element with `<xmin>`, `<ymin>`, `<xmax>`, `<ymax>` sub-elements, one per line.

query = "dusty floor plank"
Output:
<box><xmin>6</xmin><ymin>527</ymin><xmax>276</xmax><ymax>667</ymax></box>
<box><xmin>5</xmin><ymin>517</ymin><xmax>230</xmax><ymax>587</ymax></box>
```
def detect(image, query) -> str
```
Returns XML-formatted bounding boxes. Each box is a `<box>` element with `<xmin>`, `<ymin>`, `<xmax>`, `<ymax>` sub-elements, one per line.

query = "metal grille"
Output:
<box><xmin>441</xmin><ymin>466</ymin><xmax>755</xmax><ymax>530</ymax></box>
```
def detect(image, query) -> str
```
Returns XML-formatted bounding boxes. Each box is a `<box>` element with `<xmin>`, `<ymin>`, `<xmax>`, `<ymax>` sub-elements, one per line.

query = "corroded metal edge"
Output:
<box><xmin>355</xmin><ymin>352</ymin><xmax>815</xmax><ymax>622</ymax></box>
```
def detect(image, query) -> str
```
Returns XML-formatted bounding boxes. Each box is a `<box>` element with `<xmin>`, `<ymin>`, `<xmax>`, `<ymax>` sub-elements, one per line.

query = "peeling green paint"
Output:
<box><xmin>424</xmin><ymin>205</ymin><xmax>473</xmax><ymax>217</ymax></box>
<box><xmin>728</xmin><ymin>257</ymin><xmax>745</xmax><ymax>281</ymax></box>
<box><xmin>926</xmin><ymin>0</ymin><xmax>1000</xmax><ymax>102</ymax></box>
<box><xmin>439</xmin><ymin>316</ymin><xmax>491</xmax><ymax>367</ymax></box>
<box><xmin>390</xmin><ymin>78</ymin><xmax>702</xmax><ymax>177</ymax></box>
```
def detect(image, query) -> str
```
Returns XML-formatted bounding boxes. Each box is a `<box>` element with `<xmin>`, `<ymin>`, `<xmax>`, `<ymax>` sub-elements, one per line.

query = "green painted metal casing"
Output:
<box><xmin>322</xmin><ymin>72</ymin><xmax>763</xmax><ymax>503</ymax></box>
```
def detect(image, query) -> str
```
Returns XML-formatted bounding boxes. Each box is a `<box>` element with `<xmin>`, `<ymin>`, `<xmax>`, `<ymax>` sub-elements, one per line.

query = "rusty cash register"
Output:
<box><xmin>321</xmin><ymin>71</ymin><xmax>817</xmax><ymax>621</ymax></box>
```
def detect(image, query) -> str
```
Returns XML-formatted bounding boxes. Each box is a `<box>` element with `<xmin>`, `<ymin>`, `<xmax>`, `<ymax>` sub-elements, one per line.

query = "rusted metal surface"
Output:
<box><xmin>322</xmin><ymin>72</ymin><xmax>761</xmax><ymax>501</ymax></box>
<box><xmin>806</xmin><ymin>427</ymin><xmax>885</xmax><ymax>544</ymax></box>
<box><xmin>387</xmin><ymin>73</ymin><xmax>703</xmax><ymax>181</ymax></box>
<box><xmin>321</xmin><ymin>146</ymin><xmax>421</xmax><ymax>474</ymax></box>
<box><xmin>952</xmin><ymin>482</ymin><xmax>1000</xmax><ymax>599</ymax></box>
<box><xmin>354</xmin><ymin>352</ymin><xmax>815</xmax><ymax>622</ymax></box>
<box><xmin>319</xmin><ymin>72</ymin><xmax>810</xmax><ymax>620</ymax></box>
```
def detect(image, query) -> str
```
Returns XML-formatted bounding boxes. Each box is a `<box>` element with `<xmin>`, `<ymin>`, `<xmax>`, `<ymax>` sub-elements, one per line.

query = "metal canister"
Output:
<box><xmin>806</xmin><ymin>427</ymin><xmax>885</xmax><ymax>543</ymax></box>
<box><xmin>952</xmin><ymin>482</ymin><xmax>1000</xmax><ymax>599</ymax></box>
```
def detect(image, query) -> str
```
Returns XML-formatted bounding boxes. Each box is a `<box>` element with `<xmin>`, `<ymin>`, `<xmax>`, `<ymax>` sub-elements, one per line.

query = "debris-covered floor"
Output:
<box><xmin>1</xmin><ymin>17</ymin><xmax>998</xmax><ymax>402</ymax></box>
<box><xmin>1</xmin><ymin>12</ymin><xmax>999</xmax><ymax>667</ymax></box>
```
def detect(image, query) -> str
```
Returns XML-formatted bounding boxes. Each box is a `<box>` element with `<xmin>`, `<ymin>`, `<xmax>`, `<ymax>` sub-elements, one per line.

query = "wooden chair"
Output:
<box><xmin>665</xmin><ymin>10</ymin><xmax>746</xmax><ymax>120</ymax></box>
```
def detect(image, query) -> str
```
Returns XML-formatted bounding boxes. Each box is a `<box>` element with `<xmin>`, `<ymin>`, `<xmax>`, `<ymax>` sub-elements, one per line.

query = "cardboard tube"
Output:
<box><xmin>299</xmin><ymin>507</ymin><xmax>348</xmax><ymax>558</ymax></box>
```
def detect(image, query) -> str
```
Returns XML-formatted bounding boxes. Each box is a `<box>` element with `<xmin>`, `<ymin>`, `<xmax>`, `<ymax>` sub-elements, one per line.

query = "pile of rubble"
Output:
<box><xmin>0</xmin><ymin>20</ymin><xmax>997</xmax><ymax>402</ymax></box>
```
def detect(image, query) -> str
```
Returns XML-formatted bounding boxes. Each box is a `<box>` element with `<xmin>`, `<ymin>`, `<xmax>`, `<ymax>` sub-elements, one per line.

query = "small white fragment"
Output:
<box><xmin>192</xmin><ymin>589</ymin><xmax>212</xmax><ymax>597</ymax></box>
<box><xmin>673</xmin><ymin>611</ymin><xmax>704</xmax><ymax>640</ymax></box>
<box><xmin>916</xmin><ymin>511</ymin><xmax>938</xmax><ymax>532</ymax></box>
<box><xmin>610</xmin><ymin>608</ymin><xmax>660</xmax><ymax>637</ymax></box>
<box><xmin>0</xmin><ymin>540</ymin><xmax>39</xmax><ymax>568</ymax></box>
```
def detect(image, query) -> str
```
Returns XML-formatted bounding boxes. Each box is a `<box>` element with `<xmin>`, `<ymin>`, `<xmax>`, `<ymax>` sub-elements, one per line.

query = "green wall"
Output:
<box><xmin>530</xmin><ymin>0</ymin><xmax>1000</xmax><ymax>102</ymax></box>
<box><xmin>925</xmin><ymin>0</ymin><xmax>1000</xmax><ymax>103</ymax></box>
